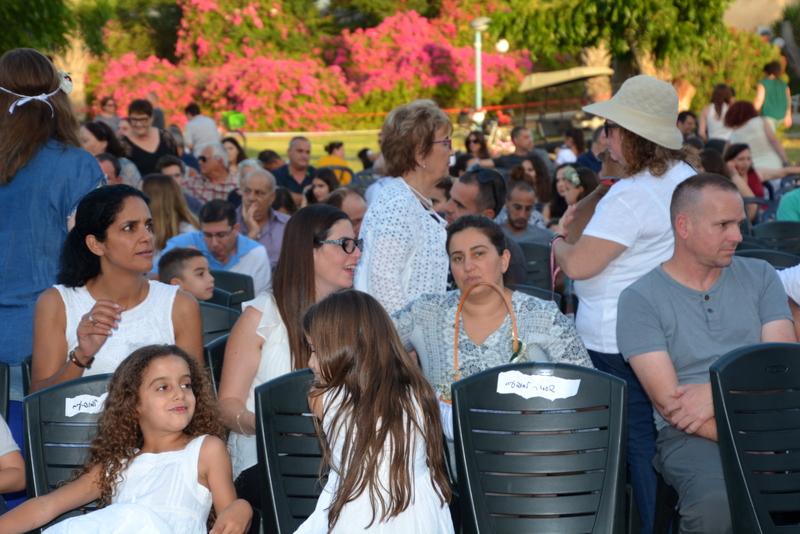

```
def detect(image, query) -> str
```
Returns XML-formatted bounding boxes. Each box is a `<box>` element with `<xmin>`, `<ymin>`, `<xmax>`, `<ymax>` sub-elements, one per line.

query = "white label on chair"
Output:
<box><xmin>496</xmin><ymin>371</ymin><xmax>580</xmax><ymax>400</ymax></box>
<box><xmin>65</xmin><ymin>393</ymin><xmax>108</xmax><ymax>417</ymax></box>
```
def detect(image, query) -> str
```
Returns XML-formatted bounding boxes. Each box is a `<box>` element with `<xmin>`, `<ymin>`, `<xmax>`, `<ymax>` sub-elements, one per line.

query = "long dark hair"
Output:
<box><xmin>0</xmin><ymin>48</ymin><xmax>81</xmax><ymax>185</ymax></box>
<box><xmin>222</xmin><ymin>136</ymin><xmax>246</xmax><ymax>165</ymax></box>
<box><xmin>304</xmin><ymin>290</ymin><xmax>450</xmax><ymax>531</ymax></box>
<box><xmin>57</xmin><ymin>185</ymin><xmax>150</xmax><ymax>287</ymax></box>
<box><xmin>273</xmin><ymin>205</ymin><xmax>350</xmax><ymax>371</ymax></box>
<box><xmin>464</xmin><ymin>131</ymin><xmax>490</xmax><ymax>159</ymax></box>
<box><xmin>83</xmin><ymin>121</ymin><xmax>130</xmax><ymax>158</ymax></box>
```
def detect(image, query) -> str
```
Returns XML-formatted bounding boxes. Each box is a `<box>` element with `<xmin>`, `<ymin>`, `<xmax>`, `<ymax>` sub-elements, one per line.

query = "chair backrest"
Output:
<box><xmin>255</xmin><ymin>369</ymin><xmax>326</xmax><ymax>534</ymax></box>
<box><xmin>21</xmin><ymin>355</ymin><xmax>32</xmax><ymax>398</ymax></box>
<box><xmin>744</xmin><ymin>198</ymin><xmax>779</xmax><ymax>226</ymax></box>
<box><xmin>710</xmin><ymin>343</ymin><xmax>800</xmax><ymax>534</ymax></box>
<box><xmin>510</xmin><ymin>284</ymin><xmax>563</xmax><ymax>308</ymax></box>
<box><xmin>204</xmin><ymin>333</ymin><xmax>228</xmax><ymax>395</ymax></box>
<box><xmin>752</xmin><ymin>221</ymin><xmax>800</xmax><ymax>255</ymax></box>
<box><xmin>24</xmin><ymin>374</ymin><xmax>112</xmax><ymax>532</ymax></box>
<box><xmin>351</xmin><ymin>169</ymin><xmax>380</xmax><ymax>187</ymax></box>
<box><xmin>0</xmin><ymin>362</ymin><xmax>8</xmax><ymax>422</ymax></box>
<box><xmin>517</xmin><ymin>242</ymin><xmax>552</xmax><ymax>289</ymax></box>
<box><xmin>206</xmin><ymin>287</ymin><xmax>234</xmax><ymax>309</ymax></box>
<box><xmin>200</xmin><ymin>302</ymin><xmax>241</xmax><ymax>345</ymax></box>
<box><xmin>316</xmin><ymin>165</ymin><xmax>354</xmax><ymax>184</ymax></box>
<box><xmin>452</xmin><ymin>362</ymin><xmax>627</xmax><ymax>534</ymax></box>
<box><xmin>209</xmin><ymin>270</ymin><xmax>255</xmax><ymax>307</ymax></box>
<box><xmin>734</xmin><ymin>249</ymin><xmax>800</xmax><ymax>270</ymax></box>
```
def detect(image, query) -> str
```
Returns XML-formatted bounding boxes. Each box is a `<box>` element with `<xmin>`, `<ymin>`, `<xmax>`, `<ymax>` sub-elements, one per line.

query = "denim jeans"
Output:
<box><xmin>588</xmin><ymin>350</ymin><xmax>657</xmax><ymax>534</ymax></box>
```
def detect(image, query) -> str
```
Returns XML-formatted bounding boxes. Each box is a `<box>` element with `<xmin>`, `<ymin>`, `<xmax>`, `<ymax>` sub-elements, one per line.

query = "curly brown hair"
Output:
<box><xmin>72</xmin><ymin>344</ymin><xmax>225</xmax><ymax>508</ymax></box>
<box><xmin>619</xmin><ymin>128</ymin><xmax>697</xmax><ymax>177</ymax></box>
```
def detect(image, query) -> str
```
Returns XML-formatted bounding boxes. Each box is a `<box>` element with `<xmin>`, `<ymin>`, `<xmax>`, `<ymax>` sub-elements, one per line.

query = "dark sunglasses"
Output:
<box><xmin>319</xmin><ymin>237</ymin><xmax>364</xmax><ymax>254</ymax></box>
<box><xmin>198</xmin><ymin>155</ymin><xmax>207</xmax><ymax>163</ymax></box>
<box><xmin>467</xmin><ymin>138</ymin><xmax>481</xmax><ymax>144</ymax></box>
<box><xmin>604</xmin><ymin>120</ymin><xmax>620</xmax><ymax>138</ymax></box>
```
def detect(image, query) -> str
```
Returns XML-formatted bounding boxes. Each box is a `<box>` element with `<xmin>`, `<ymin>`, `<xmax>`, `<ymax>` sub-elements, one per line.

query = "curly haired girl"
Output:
<box><xmin>0</xmin><ymin>344</ymin><xmax>251</xmax><ymax>534</ymax></box>
<box><xmin>296</xmin><ymin>290</ymin><xmax>453</xmax><ymax>534</ymax></box>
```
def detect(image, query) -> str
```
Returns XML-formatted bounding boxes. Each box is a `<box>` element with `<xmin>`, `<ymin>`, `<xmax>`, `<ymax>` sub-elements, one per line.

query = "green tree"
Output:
<box><xmin>326</xmin><ymin>0</ymin><xmax>439</xmax><ymax>30</ymax></box>
<box><xmin>491</xmin><ymin>0</ymin><xmax>731</xmax><ymax>80</ymax></box>
<box><xmin>0</xmin><ymin>0</ymin><xmax>73</xmax><ymax>55</ymax></box>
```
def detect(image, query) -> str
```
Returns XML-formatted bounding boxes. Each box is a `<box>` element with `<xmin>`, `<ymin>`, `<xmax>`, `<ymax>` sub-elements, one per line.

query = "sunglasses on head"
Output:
<box><xmin>474</xmin><ymin>169</ymin><xmax>501</xmax><ymax>213</ymax></box>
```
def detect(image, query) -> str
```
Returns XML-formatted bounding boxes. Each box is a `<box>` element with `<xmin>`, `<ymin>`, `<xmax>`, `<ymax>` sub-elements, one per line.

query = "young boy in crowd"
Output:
<box><xmin>158</xmin><ymin>248</ymin><xmax>215</xmax><ymax>301</ymax></box>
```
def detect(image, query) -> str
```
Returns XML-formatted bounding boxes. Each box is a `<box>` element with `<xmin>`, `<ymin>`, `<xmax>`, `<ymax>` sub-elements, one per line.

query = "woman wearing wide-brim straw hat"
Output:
<box><xmin>551</xmin><ymin>74</ymin><xmax>697</xmax><ymax>534</ymax></box>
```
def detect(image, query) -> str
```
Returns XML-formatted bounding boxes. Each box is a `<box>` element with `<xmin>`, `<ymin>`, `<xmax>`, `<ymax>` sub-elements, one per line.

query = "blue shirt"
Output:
<box><xmin>576</xmin><ymin>150</ymin><xmax>602</xmax><ymax>174</ymax></box>
<box><xmin>271</xmin><ymin>164</ymin><xmax>315</xmax><ymax>194</ymax></box>
<box><xmin>0</xmin><ymin>141</ymin><xmax>104</xmax><ymax>364</ymax></box>
<box><xmin>157</xmin><ymin>231</ymin><xmax>262</xmax><ymax>272</ymax></box>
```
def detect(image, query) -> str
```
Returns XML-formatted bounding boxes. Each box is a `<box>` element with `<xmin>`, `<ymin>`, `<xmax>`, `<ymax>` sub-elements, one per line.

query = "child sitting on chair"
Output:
<box><xmin>158</xmin><ymin>248</ymin><xmax>215</xmax><ymax>302</ymax></box>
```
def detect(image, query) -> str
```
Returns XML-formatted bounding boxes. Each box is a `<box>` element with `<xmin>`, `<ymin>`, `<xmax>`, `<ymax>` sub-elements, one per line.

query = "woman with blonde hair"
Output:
<box><xmin>140</xmin><ymin>173</ymin><xmax>199</xmax><ymax>263</ymax></box>
<box><xmin>0</xmin><ymin>48</ymin><xmax>104</xmax><ymax>368</ymax></box>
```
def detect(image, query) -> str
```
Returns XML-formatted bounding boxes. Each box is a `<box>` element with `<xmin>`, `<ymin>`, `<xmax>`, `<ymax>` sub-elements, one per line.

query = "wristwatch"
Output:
<box><xmin>549</xmin><ymin>233</ymin><xmax>565</xmax><ymax>246</ymax></box>
<box><xmin>68</xmin><ymin>349</ymin><xmax>94</xmax><ymax>370</ymax></box>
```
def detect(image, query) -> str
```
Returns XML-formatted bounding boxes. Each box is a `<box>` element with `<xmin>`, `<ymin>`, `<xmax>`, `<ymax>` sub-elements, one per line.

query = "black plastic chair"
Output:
<box><xmin>199</xmin><ymin>302</ymin><xmax>241</xmax><ymax>345</ymax></box>
<box><xmin>735</xmin><ymin>249</ymin><xmax>800</xmax><ymax>270</ymax></box>
<box><xmin>21</xmin><ymin>355</ymin><xmax>32</xmax><ymax>397</ymax></box>
<box><xmin>255</xmin><ymin>369</ymin><xmax>326</xmax><ymax>534</ymax></box>
<box><xmin>24</xmin><ymin>374</ymin><xmax>112</xmax><ymax>533</ymax></box>
<box><xmin>743</xmin><ymin>198</ymin><xmax>779</xmax><ymax>226</ymax></box>
<box><xmin>781</xmin><ymin>175</ymin><xmax>800</xmax><ymax>190</ymax></box>
<box><xmin>517</xmin><ymin>242</ymin><xmax>551</xmax><ymax>290</ymax></box>
<box><xmin>207</xmin><ymin>287</ymin><xmax>234</xmax><ymax>309</ymax></box>
<box><xmin>510</xmin><ymin>284</ymin><xmax>563</xmax><ymax>308</ymax></box>
<box><xmin>452</xmin><ymin>362</ymin><xmax>627</xmax><ymax>534</ymax></box>
<box><xmin>710</xmin><ymin>342</ymin><xmax>800</xmax><ymax>533</ymax></box>
<box><xmin>752</xmin><ymin>221</ymin><xmax>800</xmax><ymax>256</ymax></box>
<box><xmin>210</xmin><ymin>270</ymin><xmax>255</xmax><ymax>310</ymax></box>
<box><xmin>204</xmin><ymin>333</ymin><xmax>228</xmax><ymax>395</ymax></box>
<box><xmin>653</xmin><ymin>472</ymin><xmax>680</xmax><ymax>534</ymax></box>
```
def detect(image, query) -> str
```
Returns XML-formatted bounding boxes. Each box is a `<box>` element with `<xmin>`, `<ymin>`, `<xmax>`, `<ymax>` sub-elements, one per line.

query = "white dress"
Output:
<box><xmin>228</xmin><ymin>292</ymin><xmax>292</xmax><ymax>479</ymax></box>
<box><xmin>56</xmin><ymin>280</ymin><xmax>178</xmax><ymax>376</ymax></box>
<box><xmin>294</xmin><ymin>390</ymin><xmax>454</xmax><ymax>534</ymax></box>
<box><xmin>355</xmin><ymin>178</ymin><xmax>449</xmax><ymax>314</ymax></box>
<box><xmin>44</xmin><ymin>435</ymin><xmax>213</xmax><ymax>534</ymax></box>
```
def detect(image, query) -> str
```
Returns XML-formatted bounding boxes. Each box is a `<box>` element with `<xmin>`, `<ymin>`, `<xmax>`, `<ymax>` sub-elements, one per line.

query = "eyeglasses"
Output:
<box><xmin>433</xmin><ymin>138</ymin><xmax>452</xmax><ymax>150</ymax></box>
<box><xmin>128</xmin><ymin>117</ymin><xmax>150</xmax><ymax>124</ymax></box>
<box><xmin>474</xmin><ymin>169</ymin><xmax>501</xmax><ymax>214</ymax></box>
<box><xmin>319</xmin><ymin>237</ymin><xmax>363</xmax><ymax>254</ymax></box>
<box><xmin>202</xmin><ymin>227</ymin><xmax>236</xmax><ymax>240</ymax></box>
<box><xmin>604</xmin><ymin>120</ymin><xmax>620</xmax><ymax>138</ymax></box>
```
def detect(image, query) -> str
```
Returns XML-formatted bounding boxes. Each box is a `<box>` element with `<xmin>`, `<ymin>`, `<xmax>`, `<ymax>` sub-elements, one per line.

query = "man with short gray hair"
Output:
<box><xmin>183</xmin><ymin>142</ymin><xmax>238</xmax><ymax>203</ymax></box>
<box><xmin>271</xmin><ymin>136</ymin><xmax>315</xmax><ymax>206</ymax></box>
<box><xmin>236</xmin><ymin>169</ymin><xmax>289</xmax><ymax>267</ymax></box>
<box><xmin>618</xmin><ymin>173</ymin><xmax>795</xmax><ymax>534</ymax></box>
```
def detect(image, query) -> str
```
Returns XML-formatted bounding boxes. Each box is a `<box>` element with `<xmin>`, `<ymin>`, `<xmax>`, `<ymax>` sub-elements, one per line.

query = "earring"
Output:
<box><xmin>423</xmin><ymin>164</ymin><xmax>426</xmax><ymax>168</ymax></box>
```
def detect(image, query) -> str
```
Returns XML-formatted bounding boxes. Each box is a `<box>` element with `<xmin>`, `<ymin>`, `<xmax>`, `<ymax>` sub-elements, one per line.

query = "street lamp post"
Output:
<box><xmin>470</xmin><ymin>17</ymin><xmax>491</xmax><ymax>113</ymax></box>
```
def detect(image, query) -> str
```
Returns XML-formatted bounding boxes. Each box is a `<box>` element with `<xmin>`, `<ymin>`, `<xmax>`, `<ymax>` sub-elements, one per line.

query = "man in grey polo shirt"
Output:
<box><xmin>617</xmin><ymin>173</ymin><xmax>795</xmax><ymax>534</ymax></box>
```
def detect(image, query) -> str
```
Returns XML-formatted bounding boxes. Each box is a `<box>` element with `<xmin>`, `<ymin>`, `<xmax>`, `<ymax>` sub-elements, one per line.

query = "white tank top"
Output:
<box><xmin>55</xmin><ymin>280</ymin><xmax>178</xmax><ymax>376</ymax></box>
<box><xmin>705</xmin><ymin>103</ymin><xmax>733</xmax><ymax>141</ymax></box>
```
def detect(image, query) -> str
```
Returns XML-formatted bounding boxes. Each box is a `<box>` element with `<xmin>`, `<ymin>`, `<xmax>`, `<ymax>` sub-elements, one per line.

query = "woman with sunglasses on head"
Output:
<box><xmin>551</xmin><ymin>76</ymin><xmax>697</xmax><ymax>534</ymax></box>
<box><xmin>217</xmin><ymin>204</ymin><xmax>362</xmax><ymax>513</ymax></box>
<box><xmin>464</xmin><ymin>131</ymin><xmax>490</xmax><ymax>159</ymax></box>
<box><xmin>355</xmin><ymin>100</ymin><xmax>455</xmax><ymax>314</ymax></box>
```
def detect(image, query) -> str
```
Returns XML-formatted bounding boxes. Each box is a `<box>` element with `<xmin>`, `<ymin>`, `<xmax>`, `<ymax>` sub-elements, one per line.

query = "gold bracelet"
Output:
<box><xmin>236</xmin><ymin>409</ymin><xmax>254</xmax><ymax>437</ymax></box>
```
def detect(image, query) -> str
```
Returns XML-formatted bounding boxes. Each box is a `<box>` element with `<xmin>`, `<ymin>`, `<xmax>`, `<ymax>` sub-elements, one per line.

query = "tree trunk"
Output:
<box><xmin>53</xmin><ymin>34</ymin><xmax>91</xmax><ymax>119</ymax></box>
<box><xmin>580</xmin><ymin>42</ymin><xmax>612</xmax><ymax>103</ymax></box>
<box><xmin>629</xmin><ymin>42</ymin><xmax>672</xmax><ymax>82</ymax></box>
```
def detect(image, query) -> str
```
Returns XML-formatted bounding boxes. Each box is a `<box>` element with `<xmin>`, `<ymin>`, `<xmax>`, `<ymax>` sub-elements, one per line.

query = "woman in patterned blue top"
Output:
<box><xmin>391</xmin><ymin>215</ymin><xmax>593</xmax><ymax>397</ymax></box>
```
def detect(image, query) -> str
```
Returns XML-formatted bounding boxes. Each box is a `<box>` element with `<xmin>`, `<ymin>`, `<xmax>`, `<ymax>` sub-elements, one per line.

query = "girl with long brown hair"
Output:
<box><xmin>297</xmin><ymin>290</ymin><xmax>453</xmax><ymax>534</ymax></box>
<box><xmin>140</xmin><ymin>173</ymin><xmax>199</xmax><ymax>262</ymax></box>
<box><xmin>0</xmin><ymin>344</ymin><xmax>252</xmax><ymax>533</ymax></box>
<box><xmin>0</xmin><ymin>48</ymin><xmax>104</xmax><ymax>369</ymax></box>
<box><xmin>217</xmin><ymin>204</ymin><xmax>362</xmax><ymax>512</ymax></box>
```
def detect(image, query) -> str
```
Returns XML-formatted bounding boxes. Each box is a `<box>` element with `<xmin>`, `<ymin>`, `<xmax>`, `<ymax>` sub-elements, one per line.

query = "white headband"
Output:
<box><xmin>0</xmin><ymin>87</ymin><xmax>60</xmax><ymax>117</ymax></box>
<box><xmin>0</xmin><ymin>71</ymin><xmax>73</xmax><ymax>118</ymax></box>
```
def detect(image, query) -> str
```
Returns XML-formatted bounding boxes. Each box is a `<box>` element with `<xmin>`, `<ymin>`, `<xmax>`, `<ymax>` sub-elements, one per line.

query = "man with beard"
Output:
<box><xmin>501</xmin><ymin>180</ymin><xmax>553</xmax><ymax>245</ymax></box>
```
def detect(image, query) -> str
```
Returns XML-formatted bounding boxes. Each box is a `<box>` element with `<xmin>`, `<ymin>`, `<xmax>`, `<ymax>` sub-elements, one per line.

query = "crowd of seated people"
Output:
<box><xmin>7</xmin><ymin>45</ymin><xmax>800</xmax><ymax>534</ymax></box>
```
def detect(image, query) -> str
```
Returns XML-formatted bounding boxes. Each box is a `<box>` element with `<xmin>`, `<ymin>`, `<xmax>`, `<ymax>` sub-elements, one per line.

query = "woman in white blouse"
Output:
<box><xmin>354</xmin><ymin>99</ymin><xmax>455</xmax><ymax>314</ymax></box>
<box><xmin>217</xmin><ymin>204</ymin><xmax>362</xmax><ymax>512</ymax></box>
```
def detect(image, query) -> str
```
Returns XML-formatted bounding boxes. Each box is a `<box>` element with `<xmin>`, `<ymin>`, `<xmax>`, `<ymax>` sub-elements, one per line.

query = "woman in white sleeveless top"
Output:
<box><xmin>217</xmin><ymin>205</ymin><xmax>362</xmax><ymax>513</ymax></box>
<box><xmin>30</xmin><ymin>185</ymin><xmax>203</xmax><ymax>393</ymax></box>
<box><xmin>698</xmin><ymin>83</ymin><xmax>734</xmax><ymax>142</ymax></box>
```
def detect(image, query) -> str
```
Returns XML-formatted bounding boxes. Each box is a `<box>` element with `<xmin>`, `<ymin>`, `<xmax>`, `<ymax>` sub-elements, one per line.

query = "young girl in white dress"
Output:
<box><xmin>296</xmin><ymin>290</ymin><xmax>454</xmax><ymax>534</ymax></box>
<box><xmin>0</xmin><ymin>345</ymin><xmax>252</xmax><ymax>534</ymax></box>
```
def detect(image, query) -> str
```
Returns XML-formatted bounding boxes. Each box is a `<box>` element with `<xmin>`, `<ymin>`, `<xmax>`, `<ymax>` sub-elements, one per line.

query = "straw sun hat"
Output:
<box><xmin>583</xmin><ymin>75</ymin><xmax>683</xmax><ymax>151</ymax></box>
